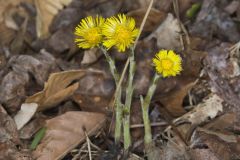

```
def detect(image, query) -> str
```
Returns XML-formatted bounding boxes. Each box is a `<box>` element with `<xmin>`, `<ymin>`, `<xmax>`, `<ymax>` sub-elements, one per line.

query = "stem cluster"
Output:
<box><xmin>101</xmin><ymin>46</ymin><xmax>160</xmax><ymax>160</ymax></box>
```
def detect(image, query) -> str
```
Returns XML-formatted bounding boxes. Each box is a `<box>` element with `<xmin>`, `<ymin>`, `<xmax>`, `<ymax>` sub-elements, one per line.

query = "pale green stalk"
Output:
<box><xmin>100</xmin><ymin>46</ymin><xmax>122</xmax><ymax>144</ymax></box>
<box><xmin>140</xmin><ymin>73</ymin><xmax>160</xmax><ymax>160</ymax></box>
<box><xmin>123</xmin><ymin>48</ymin><xmax>136</xmax><ymax>151</ymax></box>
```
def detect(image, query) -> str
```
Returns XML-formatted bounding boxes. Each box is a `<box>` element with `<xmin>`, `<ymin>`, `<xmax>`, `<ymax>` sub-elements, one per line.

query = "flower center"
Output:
<box><xmin>115</xmin><ymin>25</ymin><xmax>131</xmax><ymax>43</ymax></box>
<box><xmin>161</xmin><ymin>59</ymin><xmax>173</xmax><ymax>70</ymax></box>
<box><xmin>85</xmin><ymin>28</ymin><xmax>101</xmax><ymax>45</ymax></box>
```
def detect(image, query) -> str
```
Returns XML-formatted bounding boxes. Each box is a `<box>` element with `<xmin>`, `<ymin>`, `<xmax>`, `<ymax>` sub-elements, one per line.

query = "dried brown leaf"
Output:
<box><xmin>26</xmin><ymin>70</ymin><xmax>85</xmax><ymax>111</ymax></box>
<box><xmin>128</xmin><ymin>8</ymin><xmax>166</xmax><ymax>33</ymax></box>
<box><xmin>35</xmin><ymin>0</ymin><xmax>73</xmax><ymax>38</ymax></box>
<box><xmin>146</xmin><ymin>13</ymin><xmax>181</xmax><ymax>50</ymax></box>
<box><xmin>204</xmin><ymin>113</ymin><xmax>236</xmax><ymax>131</ymax></box>
<box><xmin>190</xmin><ymin>128</ymin><xmax>240</xmax><ymax>160</ymax></box>
<box><xmin>158</xmin><ymin>81</ymin><xmax>195</xmax><ymax>117</ymax></box>
<box><xmin>174</xmin><ymin>94</ymin><xmax>223</xmax><ymax>126</ymax></box>
<box><xmin>33</xmin><ymin>111</ymin><xmax>106</xmax><ymax>160</ymax></box>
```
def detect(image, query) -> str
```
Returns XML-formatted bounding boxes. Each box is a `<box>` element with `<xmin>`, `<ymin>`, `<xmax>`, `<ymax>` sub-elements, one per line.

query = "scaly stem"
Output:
<box><xmin>100</xmin><ymin>47</ymin><xmax>122</xmax><ymax>144</ymax></box>
<box><xmin>115</xmin><ymin>87</ymin><xmax>122</xmax><ymax>144</ymax></box>
<box><xmin>140</xmin><ymin>73</ymin><xmax>160</xmax><ymax>160</ymax></box>
<box><xmin>123</xmin><ymin>48</ymin><xmax>136</xmax><ymax>152</ymax></box>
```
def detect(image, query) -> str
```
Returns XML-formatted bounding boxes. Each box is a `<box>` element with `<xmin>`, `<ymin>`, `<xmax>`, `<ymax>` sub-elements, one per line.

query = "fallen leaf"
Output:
<box><xmin>0</xmin><ymin>141</ymin><xmax>32</xmax><ymax>160</ymax></box>
<box><xmin>10</xmin><ymin>49</ymin><xmax>58</xmax><ymax>85</ymax></box>
<box><xmin>81</xmin><ymin>48</ymin><xmax>102</xmax><ymax>65</ymax></box>
<box><xmin>26</xmin><ymin>70</ymin><xmax>85</xmax><ymax>111</ymax></box>
<box><xmin>204</xmin><ymin>42</ymin><xmax>240</xmax><ymax>123</ymax></box>
<box><xmin>160</xmin><ymin>135</ymin><xmax>190</xmax><ymax>160</ymax></box>
<box><xmin>190</xmin><ymin>149</ymin><xmax>221</xmax><ymax>160</ymax></box>
<box><xmin>157</xmin><ymin>81</ymin><xmax>195</xmax><ymax>117</ymax></box>
<box><xmin>73</xmin><ymin>68</ymin><xmax>115</xmax><ymax>112</ymax></box>
<box><xmin>0</xmin><ymin>50</ymin><xmax>58</xmax><ymax>113</ymax></box>
<box><xmin>35</xmin><ymin>0</ymin><xmax>73</xmax><ymax>38</ymax></box>
<box><xmin>19</xmin><ymin>116</ymin><xmax>46</xmax><ymax>139</ymax></box>
<box><xmin>197</xmin><ymin>128</ymin><xmax>237</xmax><ymax>143</ymax></box>
<box><xmin>0</xmin><ymin>23</ymin><xmax>15</xmax><ymax>45</ymax></box>
<box><xmin>0</xmin><ymin>108</ymin><xmax>31</xmax><ymax>159</ymax></box>
<box><xmin>190</xmin><ymin>128</ymin><xmax>240</xmax><ymax>160</ymax></box>
<box><xmin>0</xmin><ymin>0</ymin><xmax>32</xmax><ymax>23</ymax></box>
<box><xmin>204</xmin><ymin>113</ymin><xmax>236</xmax><ymax>131</ymax></box>
<box><xmin>190</xmin><ymin>0</ymin><xmax>240</xmax><ymax>42</ymax></box>
<box><xmin>0</xmin><ymin>112</ymin><xmax>19</xmax><ymax>144</ymax></box>
<box><xmin>14</xmin><ymin>103</ymin><xmax>38</xmax><ymax>130</ymax></box>
<box><xmin>145</xmin><ymin>13</ymin><xmax>181</xmax><ymax>51</ymax></box>
<box><xmin>174</xmin><ymin>94</ymin><xmax>223</xmax><ymax>126</ymax></box>
<box><xmin>224</xmin><ymin>0</ymin><xmax>240</xmax><ymax>14</ymax></box>
<box><xmin>0</xmin><ymin>0</ymin><xmax>33</xmax><ymax>46</ymax></box>
<box><xmin>33</xmin><ymin>111</ymin><xmax>106</xmax><ymax>160</ymax></box>
<box><xmin>127</xmin><ymin>8</ymin><xmax>166</xmax><ymax>33</ymax></box>
<box><xmin>0</xmin><ymin>71</ymin><xmax>29</xmax><ymax>113</ymax></box>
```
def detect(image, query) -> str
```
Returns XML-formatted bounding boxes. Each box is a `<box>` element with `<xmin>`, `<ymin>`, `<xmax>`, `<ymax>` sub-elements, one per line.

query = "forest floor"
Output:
<box><xmin>0</xmin><ymin>0</ymin><xmax>240</xmax><ymax>160</ymax></box>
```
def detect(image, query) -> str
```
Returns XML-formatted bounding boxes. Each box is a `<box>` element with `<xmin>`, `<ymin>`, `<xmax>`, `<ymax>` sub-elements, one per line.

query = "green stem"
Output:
<box><xmin>140</xmin><ymin>73</ymin><xmax>160</xmax><ymax>160</ymax></box>
<box><xmin>123</xmin><ymin>48</ymin><xmax>136</xmax><ymax>151</ymax></box>
<box><xmin>115</xmin><ymin>88</ymin><xmax>122</xmax><ymax>143</ymax></box>
<box><xmin>100</xmin><ymin>47</ymin><xmax>120</xmax><ymax>82</ymax></box>
<box><xmin>100</xmin><ymin>46</ymin><xmax>122</xmax><ymax>144</ymax></box>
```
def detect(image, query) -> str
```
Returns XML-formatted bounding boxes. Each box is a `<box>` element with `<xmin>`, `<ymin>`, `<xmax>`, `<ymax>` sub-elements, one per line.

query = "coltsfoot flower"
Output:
<box><xmin>102</xmin><ymin>14</ymin><xmax>139</xmax><ymax>52</ymax></box>
<box><xmin>74</xmin><ymin>16</ymin><xmax>105</xmax><ymax>49</ymax></box>
<box><xmin>153</xmin><ymin>50</ymin><xmax>182</xmax><ymax>77</ymax></box>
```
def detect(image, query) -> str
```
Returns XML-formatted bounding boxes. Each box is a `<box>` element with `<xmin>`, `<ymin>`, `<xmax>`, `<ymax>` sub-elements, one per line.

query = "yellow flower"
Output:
<box><xmin>74</xmin><ymin>16</ymin><xmax>105</xmax><ymax>49</ymax></box>
<box><xmin>153</xmin><ymin>50</ymin><xmax>182</xmax><ymax>77</ymax></box>
<box><xmin>102</xmin><ymin>14</ymin><xmax>139</xmax><ymax>52</ymax></box>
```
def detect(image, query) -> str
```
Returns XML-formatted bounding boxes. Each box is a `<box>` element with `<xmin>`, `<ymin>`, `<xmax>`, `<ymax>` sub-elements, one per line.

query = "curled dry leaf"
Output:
<box><xmin>33</xmin><ymin>111</ymin><xmax>106</xmax><ymax>160</ymax></box>
<box><xmin>174</xmin><ymin>94</ymin><xmax>223</xmax><ymax>126</ymax></box>
<box><xmin>146</xmin><ymin>13</ymin><xmax>181</xmax><ymax>51</ymax></box>
<box><xmin>26</xmin><ymin>70</ymin><xmax>85</xmax><ymax>111</ymax></box>
<box><xmin>14</xmin><ymin>103</ymin><xmax>38</xmax><ymax>130</ymax></box>
<box><xmin>35</xmin><ymin>0</ymin><xmax>73</xmax><ymax>38</ymax></box>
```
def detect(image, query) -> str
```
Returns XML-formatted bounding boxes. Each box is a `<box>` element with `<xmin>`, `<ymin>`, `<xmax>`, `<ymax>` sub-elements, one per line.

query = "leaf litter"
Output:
<box><xmin>0</xmin><ymin>0</ymin><xmax>240</xmax><ymax>159</ymax></box>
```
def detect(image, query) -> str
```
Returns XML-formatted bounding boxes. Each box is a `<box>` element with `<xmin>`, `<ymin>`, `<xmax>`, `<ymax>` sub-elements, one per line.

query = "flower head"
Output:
<box><xmin>74</xmin><ymin>16</ymin><xmax>105</xmax><ymax>49</ymax></box>
<box><xmin>102</xmin><ymin>14</ymin><xmax>139</xmax><ymax>52</ymax></box>
<box><xmin>153</xmin><ymin>50</ymin><xmax>182</xmax><ymax>77</ymax></box>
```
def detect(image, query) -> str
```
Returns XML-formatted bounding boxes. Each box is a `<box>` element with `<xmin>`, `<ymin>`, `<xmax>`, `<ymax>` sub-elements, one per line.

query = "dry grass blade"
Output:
<box><xmin>84</xmin><ymin>131</ymin><xmax>92</xmax><ymax>160</ymax></box>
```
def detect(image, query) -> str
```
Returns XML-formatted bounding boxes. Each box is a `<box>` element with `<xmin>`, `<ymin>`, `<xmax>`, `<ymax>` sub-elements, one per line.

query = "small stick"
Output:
<box><xmin>84</xmin><ymin>131</ymin><xmax>92</xmax><ymax>160</ymax></box>
<box><xmin>130</xmin><ymin>122</ymin><xmax>167</xmax><ymax>129</ymax></box>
